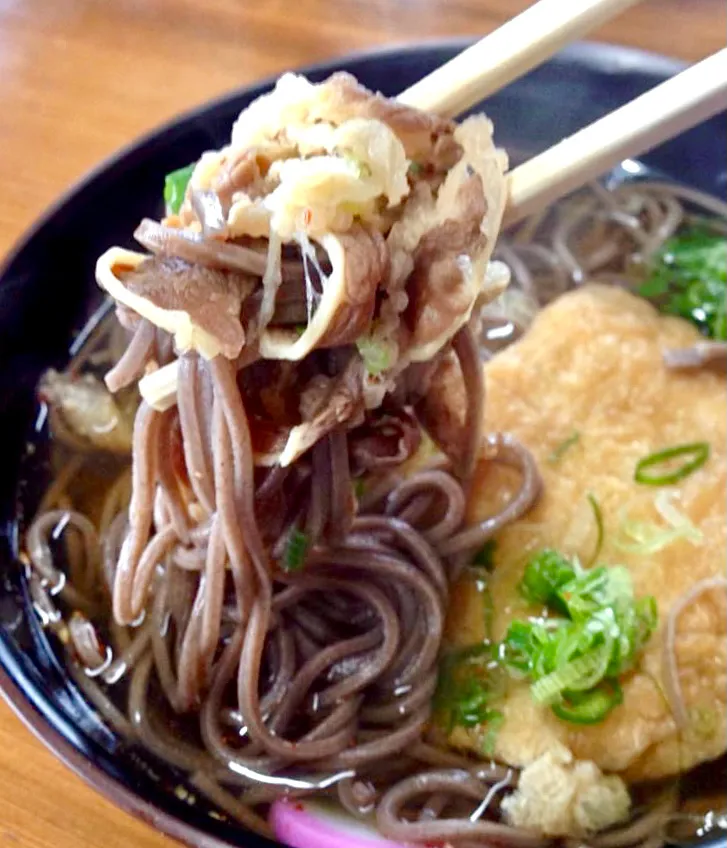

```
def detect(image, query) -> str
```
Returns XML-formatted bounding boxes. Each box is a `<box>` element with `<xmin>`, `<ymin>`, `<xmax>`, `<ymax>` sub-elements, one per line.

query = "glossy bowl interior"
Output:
<box><xmin>0</xmin><ymin>39</ymin><xmax>725</xmax><ymax>848</ymax></box>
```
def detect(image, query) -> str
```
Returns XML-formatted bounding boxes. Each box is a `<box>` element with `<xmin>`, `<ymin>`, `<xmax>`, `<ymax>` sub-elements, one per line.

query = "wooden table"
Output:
<box><xmin>0</xmin><ymin>0</ymin><xmax>723</xmax><ymax>845</ymax></box>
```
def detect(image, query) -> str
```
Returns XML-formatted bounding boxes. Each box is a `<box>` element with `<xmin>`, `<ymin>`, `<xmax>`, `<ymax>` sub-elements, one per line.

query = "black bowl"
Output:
<box><xmin>0</xmin><ymin>40</ymin><xmax>725</xmax><ymax>848</ymax></box>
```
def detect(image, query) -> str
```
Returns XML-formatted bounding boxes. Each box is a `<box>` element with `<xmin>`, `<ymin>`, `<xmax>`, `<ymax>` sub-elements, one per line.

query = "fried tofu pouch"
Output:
<box><xmin>448</xmin><ymin>284</ymin><xmax>726</xmax><ymax>783</ymax></box>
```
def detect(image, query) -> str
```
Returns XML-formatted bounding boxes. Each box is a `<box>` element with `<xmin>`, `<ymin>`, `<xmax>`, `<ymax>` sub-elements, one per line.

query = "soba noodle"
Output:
<box><xmin>23</xmin><ymin>176</ymin><xmax>726</xmax><ymax>847</ymax></box>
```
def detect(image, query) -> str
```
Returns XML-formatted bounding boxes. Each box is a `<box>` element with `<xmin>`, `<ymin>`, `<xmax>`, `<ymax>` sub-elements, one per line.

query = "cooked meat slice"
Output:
<box><xmin>260</xmin><ymin>226</ymin><xmax>387</xmax><ymax>360</ymax></box>
<box><xmin>383</xmin><ymin>115</ymin><xmax>509</xmax><ymax>365</ymax></box>
<box><xmin>403</xmin><ymin>173</ymin><xmax>487</xmax><ymax>354</ymax></box>
<box><xmin>348</xmin><ymin>407</ymin><xmax>421</xmax><ymax>474</ymax></box>
<box><xmin>134</xmin><ymin>218</ymin><xmax>267</xmax><ymax>276</ymax></box>
<box><xmin>179</xmin><ymin>142</ymin><xmax>294</xmax><ymax>227</ymax></box>
<box><xmin>211</xmin><ymin>147</ymin><xmax>267</xmax><ymax>207</ymax></box>
<box><xmin>314</xmin><ymin>72</ymin><xmax>459</xmax><ymax>165</ymax></box>
<box><xmin>122</xmin><ymin>256</ymin><xmax>255</xmax><ymax>360</ymax></box>
<box><xmin>278</xmin><ymin>356</ymin><xmax>365</xmax><ymax>466</ymax></box>
<box><xmin>96</xmin><ymin>247</ymin><xmax>256</xmax><ymax>360</ymax></box>
<box><xmin>413</xmin><ymin>348</ymin><xmax>467</xmax><ymax>468</ymax></box>
<box><xmin>101</xmin><ymin>78</ymin><xmax>509</xmax><ymax>419</ymax></box>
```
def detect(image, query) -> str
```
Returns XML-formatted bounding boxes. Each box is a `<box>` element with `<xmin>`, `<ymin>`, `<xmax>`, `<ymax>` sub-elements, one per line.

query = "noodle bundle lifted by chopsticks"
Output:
<box><xmin>24</xmin><ymin>68</ymin><xmax>727</xmax><ymax>848</ymax></box>
<box><xmin>97</xmin><ymin>72</ymin><xmax>509</xmax><ymax>413</ymax></box>
<box><xmin>68</xmin><ymin>72</ymin><xmax>547</xmax><ymax>841</ymax></box>
<box><xmin>95</xmin><ymin>71</ymin><xmax>521</xmax><ymax>645</ymax></box>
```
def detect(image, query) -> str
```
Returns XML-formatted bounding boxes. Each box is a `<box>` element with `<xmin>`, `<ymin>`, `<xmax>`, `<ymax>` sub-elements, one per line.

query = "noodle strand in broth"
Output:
<box><xmin>23</xmin><ymin>176</ymin><xmax>727</xmax><ymax>846</ymax></box>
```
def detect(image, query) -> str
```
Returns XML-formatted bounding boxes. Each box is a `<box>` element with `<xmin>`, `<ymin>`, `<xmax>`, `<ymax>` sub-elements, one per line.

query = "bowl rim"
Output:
<box><xmin>0</xmin><ymin>37</ymin><xmax>688</xmax><ymax>848</ymax></box>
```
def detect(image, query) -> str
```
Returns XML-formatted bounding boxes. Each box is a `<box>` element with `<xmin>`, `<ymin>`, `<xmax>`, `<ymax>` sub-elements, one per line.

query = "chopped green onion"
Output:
<box><xmin>283</xmin><ymin>529</ymin><xmax>309</xmax><ymax>572</ymax></box>
<box><xmin>548</xmin><ymin>431</ymin><xmax>581</xmax><ymax>464</ymax></box>
<box><xmin>472</xmin><ymin>540</ymin><xmax>497</xmax><ymax>570</ymax></box>
<box><xmin>452</xmin><ymin>680</ymin><xmax>493</xmax><ymax>727</ymax></box>
<box><xmin>408</xmin><ymin>161</ymin><xmax>423</xmax><ymax>176</ymax></box>
<box><xmin>519</xmin><ymin>549</ymin><xmax>576</xmax><ymax>610</ymax></box>
<box><xmin>435</xmin><ymin>644</ymin><xmax>503</xmax><ymax>733</ymax></box>
<box><xmin>551</xmin><ymin>680</ymin><xmax>623</xmax><ymax>725</ymax></box>
<box><xmin>655</xmin><ymin>490</ymin><xmax>696</xmax><ymax>529</ymax></box>
<box><xmin>633</xmin><ymin>596</ymin><xmax>658</xmax><ymax>652</ymax></box>
<box><xmin>500</xmin><ymin>619</ymin><xmax>550</xmax><ymax>677</ymax></box>
<box><xmin>353</xmin><ymin>479</ymin><xmax>367</xmax><ymax>499</ymax></box>
<box><xmin>501</xmin><ymin>550</ymin><xmax>657</xmax><ymax>725</ymax></box>
<box><xmin>163</xmin><ymin>162</ymin><xmax>196</xmax><ymax>215</ymax></box>
<box><xmin>639</xmin><ymin>227</ymin><xmax>726</xmax><ymax>341</ymax></box>
<box><xmin>634</xmin><ymin>442</ymin><xmax>710</xmax><ymax>485</ymax></box>
<box><xmin>586</xmin><ymin>493</ymin><xmax>604</xmax><ymax>566</ymax></box>
<box><xmin>616</xmin><ymin>493</ymin><xmax>703</xmax><ymax>554</ymax></box>
<box><xmin>531</xmin><ymin>642</ymin><xmax>612</xmax><ymax>705</ymax></box>
<box><xmin>355</xmin><ymin>336</ymin><xmax>392</xmax><ymax>376</ymax></box>
<box><xmin>480</xmin><ymin>710</ymin><xmax>504</xmax><ymax>756</ymax></box>
<box><xmin>616</xmin><ymin>491</ymin><xmax>704</xmax><ymax>552</ymax></box>
<box><xmin>480</xmin><ymin>581</ymin><xmax>495</xmax><ymax>643</ymax></box>
<box><xmin>558</xmin><ymin>566</ymin><xmax>632</xmax><ymax>620</ymax></box>
<box><xmin>616</xmin><ymin>522</ymin><xmax>694</xmax><ymax>555</ymax></box>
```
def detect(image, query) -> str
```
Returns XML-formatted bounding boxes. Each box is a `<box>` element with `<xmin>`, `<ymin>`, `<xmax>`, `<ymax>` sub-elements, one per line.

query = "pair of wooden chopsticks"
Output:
<box><xmin>399</xmin><ymin>0</ymin><xmax>727</xmax><ymax>224</ymax></box>
<box><xmin>136</xmin><ymin>0</ymin><xmax>726</xmax><ymax>411</ymax></box>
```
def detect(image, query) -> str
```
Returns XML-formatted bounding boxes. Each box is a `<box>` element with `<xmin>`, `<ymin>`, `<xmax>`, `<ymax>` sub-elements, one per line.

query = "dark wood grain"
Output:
<box><xmin>0</xmin><ymin>0</ymin><xmax>723</xmax><ymax>844</ymax></box>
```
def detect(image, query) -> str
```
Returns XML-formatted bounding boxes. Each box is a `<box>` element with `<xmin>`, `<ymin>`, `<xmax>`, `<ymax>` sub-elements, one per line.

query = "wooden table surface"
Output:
<box><xmin>0</xmin><ymin>0</ymin><xmax>724</xmax><ymax>845</ymax></box>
